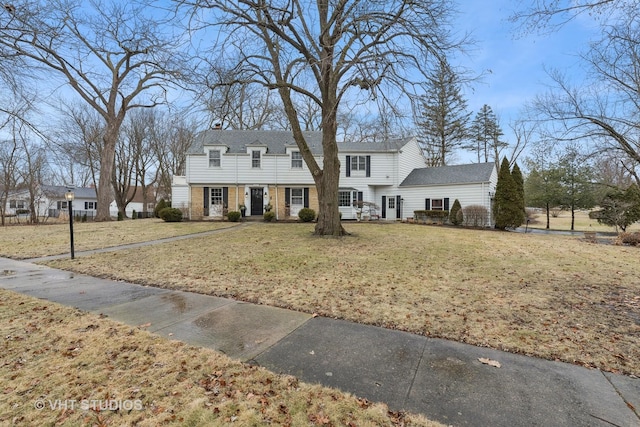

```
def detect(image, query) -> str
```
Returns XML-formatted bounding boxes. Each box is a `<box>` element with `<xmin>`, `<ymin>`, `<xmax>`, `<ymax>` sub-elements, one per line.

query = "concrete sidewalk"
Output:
<box><xmin>1</xmin><ymin>256</ymin><xmax>638</xmax><ymax>427</ymax></box>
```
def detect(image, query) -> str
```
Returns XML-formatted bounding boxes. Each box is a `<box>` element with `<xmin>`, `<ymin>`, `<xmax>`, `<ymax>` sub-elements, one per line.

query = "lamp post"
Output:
<box><xmin>65</xmin><ymin>189</ymin><xmax>75</xmax><ymax>260</ymax></box>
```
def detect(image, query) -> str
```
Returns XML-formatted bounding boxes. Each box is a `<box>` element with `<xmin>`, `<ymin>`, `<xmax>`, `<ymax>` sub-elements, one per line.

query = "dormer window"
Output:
<box><xmin>291</xmin><ymin>151</ymin><xmax>303</xmax><ymax>168</ymax></box>
<box><xmin>209</xmin><ymin>149</ymin><xmax>221</xmax><ymax>167</ymax></box>
<box><xmin>252</xmin><ymin>150</ymin><xmax>261</xmax><ymax>168</ymax></box>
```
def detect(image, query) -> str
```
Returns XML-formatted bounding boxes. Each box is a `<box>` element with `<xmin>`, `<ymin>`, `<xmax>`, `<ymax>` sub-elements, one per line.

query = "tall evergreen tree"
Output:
<box><xmin>558</xmin><ymin>147</ymin><xmax>597</xmax><ymax>231</ymax></box>
<box><xmin>524</xmin><ymin>165</ymin><xmax>564</xmax><ymax>229</ymax></box>
<box><xmin>464</xmin><ymin>105</ymin><xmax>507</xmax><ymax>164</ymax></box>
<box><xmin>416</xmin><ymin>59</ymin><xmax>471</xmax><ymax>166</ymax></box>
<box><xmin>494</xmin><ymin>157</ymin><xmax>525</xmax><ymax>229</ymax></box>
<box><xmin>511</xmin><ymin>162</ymin><xmax>525</xmax><ymax>219</ymax></box>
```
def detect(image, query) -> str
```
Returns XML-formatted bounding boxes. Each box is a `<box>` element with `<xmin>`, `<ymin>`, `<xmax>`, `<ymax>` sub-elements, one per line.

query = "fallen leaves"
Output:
<box><xmin>478</xmin><ymin>358</ymin><xmax>501</xmax><ymax>368</ymax></box>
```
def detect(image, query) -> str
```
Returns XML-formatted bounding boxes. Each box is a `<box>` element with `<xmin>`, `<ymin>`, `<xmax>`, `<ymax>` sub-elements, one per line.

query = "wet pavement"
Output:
<box><xmin>1</xmin><ymin>253</ymin><xmax>639</xmax><ymax>426</ymax></box>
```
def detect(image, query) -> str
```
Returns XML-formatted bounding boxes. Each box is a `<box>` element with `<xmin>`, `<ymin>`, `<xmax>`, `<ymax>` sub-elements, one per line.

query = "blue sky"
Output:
<box><xmin>453</xmin><ymin>0</ymin><xmax>599</xmax><ymax>154</ymax></box>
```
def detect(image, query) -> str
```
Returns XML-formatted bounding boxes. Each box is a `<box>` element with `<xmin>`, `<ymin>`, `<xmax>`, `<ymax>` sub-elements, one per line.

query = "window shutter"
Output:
<box><xmin>285</xmin><ymin>187</ymin><xmax>290</xmax><ymax>204</ymax></box>
<box><xmin>396</xmin><ymin>195</ymin><xmax>402</xmax><ymax>219</ymax></box>
<box><xmin>346</xmin><ymin>155</ymin><xmax>351</xmax><ymax>177</ymax></box>
<box><xmin>365</xmin><ymin>155</ymin><xmax>371</xmax><ymax>177</ymax></box>
<box><xmin>304</xmin><ymin>188</ymin><xmax>309</xmax><ymax>208</ymax></box>
<box><xmin>425</xmin><ymin>198</ymin><xmax>431</xmax><ymax>210</ymax></box>
<box><xmin>204</xmin><ymin>187</ymin><xmax>209</xmax><ymax>208</ymax></box>
<box><xmin>444</xmin><ymin>198</ymin><xmax>450</xmax><ymax>211</ymax></box>
<box><xmin>358</xmin><ymin>191</ymin><xmax>363</xmax><ymax>202</ymax></box>
<box><xmin>381</xmin><ymin>196</ymin><xmax>386</xmax><ymax>218</ymax></box>
<box><xmin>223</xmin><ymin>187</ymin><xmax>229</xmax><ymax>207</ymax></box>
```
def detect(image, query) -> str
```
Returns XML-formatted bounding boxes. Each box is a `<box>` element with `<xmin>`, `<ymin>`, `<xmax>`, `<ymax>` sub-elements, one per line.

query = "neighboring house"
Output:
<box><xmin>109</xmin><ymin>186</ymin><xmax>157</xmax><ymax>218</ymax></box>
<box><xmin>172</xmin><ymin>129</ymin><xmax>497</xmax><ymax>224</ymax></box>
<box><xmin>4</xmin><ymin>185</ymin><xmax>98</xmax><ymax>220</ymax></box>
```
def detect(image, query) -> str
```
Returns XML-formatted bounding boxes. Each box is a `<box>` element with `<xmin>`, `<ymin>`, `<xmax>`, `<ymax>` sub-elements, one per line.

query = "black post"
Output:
<box><xmin>69</xmin><ymin>199</ymin><xmax>75</xmax><ymax>259</ymax></box>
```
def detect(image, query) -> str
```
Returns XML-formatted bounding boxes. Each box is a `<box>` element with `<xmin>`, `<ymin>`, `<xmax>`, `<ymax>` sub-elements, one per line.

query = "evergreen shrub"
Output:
<box><xmin>298</xmin><ymin>208</ymin><xmax>316</xmax><ymax>222</ymax></box>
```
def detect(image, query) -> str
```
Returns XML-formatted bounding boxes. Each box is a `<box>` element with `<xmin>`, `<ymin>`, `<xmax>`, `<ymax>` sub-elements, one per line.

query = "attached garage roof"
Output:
<box><xmin>400</xmin><ymin>162</ymin><xmax>496</xmax><ymax>186</ymax></box>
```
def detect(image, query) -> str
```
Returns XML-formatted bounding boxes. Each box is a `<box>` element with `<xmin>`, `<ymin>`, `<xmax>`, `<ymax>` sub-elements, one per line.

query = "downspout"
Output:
<box><xmin>275</xmin><ymin>155</ymin><xmax>279</xmax><ymax>220</ymax></box>
<box><xmin>235</xmin><ymin>152</ymin><xmax>239</xmax><ymax>210</ymax></box>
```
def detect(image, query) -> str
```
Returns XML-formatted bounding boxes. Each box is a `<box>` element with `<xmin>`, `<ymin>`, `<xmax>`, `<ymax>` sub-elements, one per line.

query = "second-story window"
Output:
<box><xmin>252</xmin><ymin>150</ymin><xmax>261</xmax><ymax>168</ymax></box>
<box><xmin>209</xmin><ymin>150</ymin><xmax>221</xmax><ymax>167</ymax></box>
<box><xmin>291</xmin><ymin>151</ymin><xmax>303</xmax><ymax>168</ymax></box>
<box><xmin>350</xmin><ymin>155</ymin><xmax>367</xmax><ymax>171</ymax></box>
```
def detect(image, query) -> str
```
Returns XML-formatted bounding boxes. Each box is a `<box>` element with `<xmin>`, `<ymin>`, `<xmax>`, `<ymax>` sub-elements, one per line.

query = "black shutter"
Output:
<box><xmin>396</xmin><ymin>195</ymin><xmax>402</xmax><ymax>219</ymax></box>
<box><xmin>203</xmin><ymin>187</ymin><xmax>210</xmax><ymax>216</ymax></box>
<box><xmin>357</xmin><ymin>191</ymin><xmax>363</xmax><ymax>202</ymax></box>
<box><xmin>365</xmin><ymin>155</ymin><xmax>371</xmax><ymax>177</ymax></box>
<box><xmin>223</xmin><ymin>187</ymin><xmax>229</xmax><ymax>207</ymax></box>
<box><xmin>304</xmin><ymin>188</ymin><xmax>309</xmax><ymax>208</ymax></box>
<box><xmin>381</xmin><ymin>196</ymin><xmax>386</xmax><ymax>218</ymax></box>
<box><xmin>425</xmin><ymin>198</ymin><xmax>431</xmax><ymax>210</ymax></box>
<box><xmin>285</xmin><ymin>187</ymin><xmax>290</xmax><ymax>204</ymax></box>
<box><xmin>346</xmin><ymin>155</ymin><xmax>351</xmax><ymax>177</ymax></box>
<box><xmin>444</xmin><ymin>198</ymin><xmax>450</xmax><ymax>211</ymax></box>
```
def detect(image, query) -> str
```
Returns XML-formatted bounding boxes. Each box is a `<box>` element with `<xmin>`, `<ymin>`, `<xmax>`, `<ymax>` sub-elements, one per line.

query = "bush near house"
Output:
<box><xmin>462</xmin><ymin>205</ymin><xmax>489</xmax><ymax>228</ymax></box>
<box><xmin>449</xmin><ymin>199</ymin><xmax>463</xmax><ymax>226</ymax></box>
<box><xmin>159</xmin><ymin>207</ymin><xmax>183</xmax><ymax>222</ymax></box>
<box><xmin>413</xmin><ymin>210</ymin><xmax>449</xmax><ymax>224</ymax></box>
<box><xmin>263</xmin><ymin>211</ymin><xmax>276</xmax><ymax>222</ymax></box>
<box><xmin>154</xmin><ymin>199</ymin><xmax>169</xmax><ymax>218</ymax></box>
<box><xmin>227</xmin><ymin>211</ymin><xmax>241</xmax><ymax>222</ymax></box>
<box><xmin>298</xmin><ymin>208</ymin><xmax>316</xmax><ymax>222</ymax></box>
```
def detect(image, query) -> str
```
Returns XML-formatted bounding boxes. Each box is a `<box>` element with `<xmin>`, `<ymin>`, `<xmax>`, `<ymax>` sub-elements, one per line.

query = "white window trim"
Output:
<box><xmin>208</xmin><ymin>149</ymin><xmax>221</xmax><ymax>168</ymax></box>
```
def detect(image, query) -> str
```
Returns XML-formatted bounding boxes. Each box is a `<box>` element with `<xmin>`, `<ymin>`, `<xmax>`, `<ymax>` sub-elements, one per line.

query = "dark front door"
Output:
<box><xmin>250</xmin><ymin>188</ymin><xmax>263</xmax><ymax>215</ymax></box>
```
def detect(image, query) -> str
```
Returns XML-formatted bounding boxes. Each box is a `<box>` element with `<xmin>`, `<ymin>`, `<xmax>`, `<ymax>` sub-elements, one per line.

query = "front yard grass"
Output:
<box><xmin>0</xmin><ymin>289</ymin><xmax>439</xmax><ymax>426</ymax></box>
<box><xmin>0</xmin><ymin>219</ymin><xmax>236</xmax><ymax>259</ymax></box>
<box><xmin>42</xmin><ymin>222</ymin><xmax>640</xmax><ymax>377</ymax></box>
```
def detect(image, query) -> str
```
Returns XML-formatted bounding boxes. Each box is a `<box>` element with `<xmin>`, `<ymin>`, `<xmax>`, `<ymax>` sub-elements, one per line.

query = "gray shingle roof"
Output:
<box><xmin>400</xmin><ymin>162</ymin><xmax>496</xmax><ymax>186</ymax></box>
<box><xmin>188</xmin><ymin>130</ymin><xmax>412</xmax><ymax>155</ymax></box>
<box><xmin>40</xmin><ymin>185</ymin><xmax>97</xmax><ymax>199</ymax></box>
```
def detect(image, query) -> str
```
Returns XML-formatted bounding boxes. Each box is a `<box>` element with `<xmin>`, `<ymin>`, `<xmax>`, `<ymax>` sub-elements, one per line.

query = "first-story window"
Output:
<box><xmin>9</xmin><ymin>200</ymin><xmax>25</xmax><ymax>209</ymax></box>
<box><xmin>85</xmin><ymin>202</ymin><xmax>97</xmax><ymax>210</ymax></box>
<box><xmin>210</xmin><ymin>188</ymin><xmax>223</xmax><ymax>206</ymax></box>
<box><xmin>338</xmin><ymin>191</ymin><xmax>351</xmax><ymax>207</ymax></box>
<box><xmin>209</xmin><ymin>149</ymin><xmax>221</xmax><ymax>167</ymax></box>
<box><xmin>431</xmin><ymin>199</ymin><xmax>444</xmax><ymax>210</ymax></box>
<box><xmin>291</xmin><ymin>188</ymin><xmax>303</xmax><ymax>205</ymax></box>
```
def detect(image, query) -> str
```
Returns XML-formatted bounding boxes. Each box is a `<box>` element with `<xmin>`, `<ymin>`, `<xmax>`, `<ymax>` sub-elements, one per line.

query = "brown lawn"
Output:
<box><xmin>0</xmin><ymin>289</ymin><xmax>440</xmax><ymax>426</ymax></box>
<box><xmin>40</xmin><ymin>221</ymin><xmax>640</xmax><ymax>377</ymax></box>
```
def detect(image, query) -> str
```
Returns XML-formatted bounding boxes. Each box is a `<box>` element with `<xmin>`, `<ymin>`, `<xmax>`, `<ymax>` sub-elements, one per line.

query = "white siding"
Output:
<box><xmin>397</xmin><ymin>138</ymin><xmax>427</xmax><ymax>183</ymax></box>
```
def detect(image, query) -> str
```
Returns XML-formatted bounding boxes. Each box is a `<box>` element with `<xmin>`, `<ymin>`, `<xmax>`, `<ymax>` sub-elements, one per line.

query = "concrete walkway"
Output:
<box><xmin>1</xmin><ymin>234</ymin><xmax>639</xmax><ymax>426</ymax></box>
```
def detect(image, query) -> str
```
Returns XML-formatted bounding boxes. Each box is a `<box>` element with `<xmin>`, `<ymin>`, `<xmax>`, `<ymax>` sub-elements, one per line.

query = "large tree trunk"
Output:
<box><xmin>95</xmin><ymin>123</ymin><xmax>119</xmax><ymax>221</ymax></box>
<box><xmin>313</xmin><ymin>126</ymin><xmax>345</xmax><ymax>236</ymax></box>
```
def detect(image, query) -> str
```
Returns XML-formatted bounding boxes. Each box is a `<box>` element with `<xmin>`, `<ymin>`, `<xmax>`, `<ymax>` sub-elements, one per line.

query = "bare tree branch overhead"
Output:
<box><xmin>180</xmin><ymin>0</ymin><xmax>466</xmax><ymax>235</ymax></box>
<box><xmin>0</xmin><ymin>0</ymin><xmax>194</xmax><ymax>220</ymax></box>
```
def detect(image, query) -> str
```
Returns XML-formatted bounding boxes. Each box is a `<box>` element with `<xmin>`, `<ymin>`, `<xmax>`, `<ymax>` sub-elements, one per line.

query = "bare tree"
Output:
<box><xmin>52</xmin><ymin>105</ymin><xmax>105</xmax><ymax>188</ymax></box>
<box><xmin>150</xmin><ymin>111</ymin><xmax>197</xmax><ymax>201</ymax></box>
<box><xmin>512</xmin><ymin>1</ymin><xmax>640</xmax><ymax>181</ymax></box>
<box><xmin>1</xmin><ymin>0</ymin><xmax>191</xmax><ymax>221</ymax></box>
<box><xmin>183</xmin><ymin>0</ymin><xmax>461</xmax><ymax>236</ymax></box>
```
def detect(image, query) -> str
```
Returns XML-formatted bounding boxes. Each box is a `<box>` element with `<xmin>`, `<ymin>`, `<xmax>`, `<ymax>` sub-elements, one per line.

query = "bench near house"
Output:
<box><xmin>171</xmin><ymin>129</ymin><xmax>497</xmax><ymax>225</ymax></box>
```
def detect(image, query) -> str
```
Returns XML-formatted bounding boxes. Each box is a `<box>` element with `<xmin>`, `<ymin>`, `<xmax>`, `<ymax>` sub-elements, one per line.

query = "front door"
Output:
<box><xmin>386</xmin><ymin>196</ymin><xmax>398</xmax><ymax>219</ymax></box>
<box><xmin>250</xmin><ymin>188</ymin><xmax>263</xmax><ymax>216</ymax></box>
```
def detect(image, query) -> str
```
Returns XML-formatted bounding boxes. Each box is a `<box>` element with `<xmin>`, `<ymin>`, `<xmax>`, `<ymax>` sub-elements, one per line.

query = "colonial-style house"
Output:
<box><xmin>172</xmin><ymin>129</ymin><xmax>498</xmax><ymax>225</ymax></box>
<box><xmin>4</xmin><ymin>185</ymin><xmax>98</xmax><ymax>220</ymax></box>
